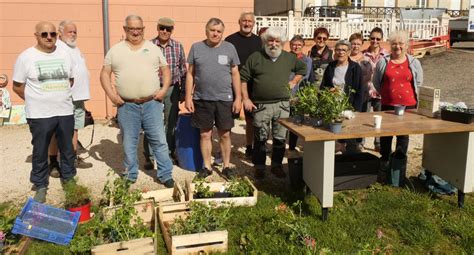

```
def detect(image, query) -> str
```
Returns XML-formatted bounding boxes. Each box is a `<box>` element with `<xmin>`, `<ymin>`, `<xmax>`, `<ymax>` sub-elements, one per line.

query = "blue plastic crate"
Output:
<box><xmin>12</xmin><ymin>198</ymin><xmax>80</xmax><ymax>245</ymax></box>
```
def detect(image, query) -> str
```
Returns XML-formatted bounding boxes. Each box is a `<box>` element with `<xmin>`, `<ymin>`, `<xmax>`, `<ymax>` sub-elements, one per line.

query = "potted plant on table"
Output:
<box><xmin>318</xmin><ymin>87</ymin><xmax>353</xmax><ymax>133</ymax></box>
<box><xmin>292</xmin><ymin>85</ymin><xmax>321</xmax><ymax>126</ymax></box>
<box><xmin>63</xmin><ymin>180</ymin><xmax>92</xmax><ymax>223</ymax></box>
<box><xmin>440</xmin><ymin>104</ymin><xmax>474</xmax><ymax>124</ymax></box>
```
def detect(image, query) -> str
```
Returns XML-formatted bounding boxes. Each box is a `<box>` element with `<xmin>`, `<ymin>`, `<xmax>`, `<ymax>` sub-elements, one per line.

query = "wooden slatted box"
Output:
<box><xmin>185</xmin><ymin>176</ymin><xmax>258</xmax><ymax>207</ymax></box>
<box><xmin>158</xmin><ymin>202</ymin><xmax>228</xmax><ymax>255</ymax></box>
<box><xmin>417</xmin><ymin>86</ymin><xmax>441</xmax><ymax>117</ymax></box>
<box><xmin>91</xmin><ymin>198</ymin><xmax>156</xmax><ymax>255</ymax></box>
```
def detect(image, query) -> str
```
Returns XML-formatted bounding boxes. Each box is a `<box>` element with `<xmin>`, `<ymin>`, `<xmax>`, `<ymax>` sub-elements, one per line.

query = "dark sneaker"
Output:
<box><xmin>197</xmin><ymin>168</ymin><xmax>212</xmax><ymax>178</ymax></box>
<box><xmin>49</xmin><ymin>161</ymin><xmax>60</xmax><ymax>178</ymax></box>
<box><xmin>34</xmin><ymin>187</ymin><xmax>47</xmax><ymax>203</ymax></box>
<box><xmin>255</xmin><ymin>168</ymin><xmax>265</xmax><ymax>179</ymax></box>
<box><xmin>144</xmin><ymin>159</ymin><xmax>155</xmax><ymax>170</ymax></box>
<box><xmin>75</xmin><ymin>156</ymin><xmax>93</xmax><ymax>169</ymax></box>
<box><xmin>163</xmin><ymin>179</ymin><xmax>175</xmax><ymax>188</ymax></box>
<box><xmin>245</xmin><ymin>146</ymin><xmax>253</xmax><ymax>158</ymax></box>
<box><xmin>222</xmin><ymin>167</ymin><xmax>233</xmax><ymax>179</ymax></box>
<box><xmin>271</xmin><ymin>165</ymin><xmax>286</xmax><ymax>178</ymax></box>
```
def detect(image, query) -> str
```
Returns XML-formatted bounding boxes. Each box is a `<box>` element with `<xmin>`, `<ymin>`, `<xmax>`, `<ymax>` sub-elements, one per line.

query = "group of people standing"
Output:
<box><xmin>290</xmin><ymin>26</ymin><xmax>423</xmax><ymax>178</ymax></box>
<box><xmin>11</xmin><ymin>10</ymin><xmax>422</xmax><ymax>203</ymax></box>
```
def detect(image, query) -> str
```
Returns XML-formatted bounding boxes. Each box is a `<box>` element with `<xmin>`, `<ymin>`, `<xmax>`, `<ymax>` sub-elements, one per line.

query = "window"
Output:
<box><xmin>416</xmin><ymin>0</ymin><xmax>427</xmax><ymax>8</ymax></box>
<box><xmin>351</xmin><ymin>0</ymin><xmax>363</xmax><ymax>8</ymax></box>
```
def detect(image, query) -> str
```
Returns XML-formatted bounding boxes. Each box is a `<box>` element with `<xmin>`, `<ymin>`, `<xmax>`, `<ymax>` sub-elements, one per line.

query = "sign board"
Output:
<box><xmin>469</xmin><ymin>0</ymin><xmax>474</xmax><ymax>32</ymax></box>
<box><xmin>417</xmin><ymin>86</ymin><xmax>441</xmax><ymax>117</ymax></box>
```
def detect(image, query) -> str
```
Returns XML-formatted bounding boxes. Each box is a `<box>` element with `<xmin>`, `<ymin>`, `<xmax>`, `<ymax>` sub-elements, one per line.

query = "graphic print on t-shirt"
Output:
<box><xmin>35</xmin><ymin>59</ymin><xmax>69</xmax><ymax>92</ymax></box>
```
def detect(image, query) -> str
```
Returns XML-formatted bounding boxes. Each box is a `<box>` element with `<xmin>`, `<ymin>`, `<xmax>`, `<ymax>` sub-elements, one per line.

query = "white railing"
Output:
<box><xmin>255</xmin><ymin>11</ymin><xmax>449</xmax><ymax>41</ymax></box>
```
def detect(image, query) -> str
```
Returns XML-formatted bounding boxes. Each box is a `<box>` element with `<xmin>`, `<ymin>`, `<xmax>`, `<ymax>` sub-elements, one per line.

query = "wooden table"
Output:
<box><xmin>280</xmin><ymin>111</ymin><xmax>474</xmax><ymax>220</ymax></box>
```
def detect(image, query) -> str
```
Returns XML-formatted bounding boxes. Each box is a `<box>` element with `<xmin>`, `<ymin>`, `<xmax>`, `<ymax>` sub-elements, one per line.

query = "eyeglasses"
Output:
<box><xmin>37</xmin><ymin>32</ymin><xmax>57</xmax><ymax>38</ymax></box>
<box><xmin>126</xmin><ymin>27</ymin><xmax>144</xmax><ymax>32</ymax></box>
<box><xmin>290</xmin><ymin>43</ymin><xmax>303</xmax><ymax>47</ymax></box>
<box><xmin>370</xmin><ymin>37</ymin><xmax>382</xmax><ymax>41</ymax></box>
<box><xmin>316</xmin><ymin>36</ymin><xmax>328</xmax><ymax>41</ymax></box>
<box><xmin>159</xmin><ymin>25</ymin><xmax>173</xmax><ymax>32</ymax></box>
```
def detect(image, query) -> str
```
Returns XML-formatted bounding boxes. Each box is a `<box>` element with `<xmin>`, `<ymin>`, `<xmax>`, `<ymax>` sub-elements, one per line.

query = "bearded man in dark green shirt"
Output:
<box><xmin>240</xmin><ymin>27</ymin><xmax>306</xmax><ymax>179</ymax></box>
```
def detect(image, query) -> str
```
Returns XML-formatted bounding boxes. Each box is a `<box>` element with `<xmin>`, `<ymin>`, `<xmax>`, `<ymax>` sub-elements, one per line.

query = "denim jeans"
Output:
<box><xmin>118</xmin><ymin>100</ymin><xmax>173</xmax><ymax>182</ymax></box>
<box><xmin>143</xmin><ymin>84</ymin><xmax>180</xmax><ymax>159</ymax></box>
<box><xmin>27</xmin><ymin>115</ymin><xmax>76</xmax><ymax>188</ymax></box>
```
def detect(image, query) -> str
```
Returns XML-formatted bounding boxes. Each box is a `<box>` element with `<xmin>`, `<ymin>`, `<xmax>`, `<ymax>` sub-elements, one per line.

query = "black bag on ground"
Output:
<box><xmin>84</xmin><ymin>109</ymin><xmax>94</xmax><ymax>126</ymax></box>
<box><xmin>334</xmin><ymin>152</ymin><xmax>380</xmax><ymax>191</ymax></box>
<box><xmin>388</xmin><ymin>150</ymin><xmax>407</xmax><ymax>187</ymax></box>
<box><xmin>288</xmin><ymin>157</ymin><xmax>304</xmax><ymax>189</ymax></box>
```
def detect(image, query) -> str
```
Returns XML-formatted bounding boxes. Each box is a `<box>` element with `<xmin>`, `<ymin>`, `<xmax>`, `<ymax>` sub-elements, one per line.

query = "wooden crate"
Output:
<box><xmin>185</xmin><ymin>176</ymin><xmax>258</xmax><ymax>207</ymax></box>
<box><xmin>4</xmin><ymin>237</ymin><xmax>31</xmax><ymax>255</ymax></box>
<box><xmin>92</xmin><ymin>199</ymin><xmax>157</xmax><ymax>254</ymax></box>
<box><xmin>158</xmin><ymin>202</ymin><xmax>228</xmax><ymax>255</ymax></box>
<box><xmin>142</xmin><ymin>182</ymin><xmax>185</xmax><ymax>204</ymax></box>
<box><xmin>102</xmin><ymin>198</ymin><xmax>155</xmax><ymax>227</ymax></box>
<box><xmin>91</xmin><ymin>237</ymin><xmax>155</xmax><ymax>255</ymax></box>
<box><xmin>417</xmin><ymin>86</ymin><xmax>441</xmax><ymax>117</ymax></box>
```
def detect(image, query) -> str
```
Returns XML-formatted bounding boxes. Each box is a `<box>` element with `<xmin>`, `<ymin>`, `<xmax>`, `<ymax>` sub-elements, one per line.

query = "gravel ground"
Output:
<box><xmin>1</xmin><ymin>46</ymin><xmax>473</xmax><ymax>206</ymax></box>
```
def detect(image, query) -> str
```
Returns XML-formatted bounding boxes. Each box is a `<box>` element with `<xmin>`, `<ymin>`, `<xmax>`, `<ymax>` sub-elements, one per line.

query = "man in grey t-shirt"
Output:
<box><xmin>185</xmin><ymin>18</ymin><xmax>241</xmax><ymax>179</ymax></box>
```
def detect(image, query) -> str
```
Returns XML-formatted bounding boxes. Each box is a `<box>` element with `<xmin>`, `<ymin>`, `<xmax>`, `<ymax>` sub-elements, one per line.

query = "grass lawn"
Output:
<box><xmin>2</xmin><ymin>182</ymin><xmax>474</xmax><ymax>254</ymax></box>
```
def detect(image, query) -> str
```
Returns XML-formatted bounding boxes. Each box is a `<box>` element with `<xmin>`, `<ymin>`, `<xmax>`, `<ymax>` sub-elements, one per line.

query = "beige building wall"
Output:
<box><xmin>0</xmin><ymin>0</ymin><xmax>253</xmax><ymax>119</ymax></box>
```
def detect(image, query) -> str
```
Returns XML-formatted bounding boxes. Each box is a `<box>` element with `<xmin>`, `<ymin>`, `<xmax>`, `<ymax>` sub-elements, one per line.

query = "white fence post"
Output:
<box><xmin>340</xmin><ymin>11</ymin><xmax>348</xmax><ymax>39</ymax></box>
<box><xmin>391</xmin><ymin>14</ymin><xmax>398</xmax><ymax>36</ymax></box>
<box><xmin>288</xmin><ymin>10</ymin><xmax>295</xmax><ymax>40</ymax></box>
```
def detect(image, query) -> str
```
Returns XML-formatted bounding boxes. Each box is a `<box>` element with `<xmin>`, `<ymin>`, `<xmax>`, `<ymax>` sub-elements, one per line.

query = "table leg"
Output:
<box><xmin>322</xmin><ymin>208</ymin><xmax>329</xmax><ymax>221</ymax></box>
<box><xmin>423</xmin><ymin>132</ymin><xmax>474</xmax><ymax>205</ymax></box>
<box><xmin>458</xmin><ymin>190</ymin><xmax>465</xmax><ymax>208</ymax></box>
<box><xmin>303</xmin><ymin>140</ymin><xmax>335</xmax><ymax>221</ymax></box>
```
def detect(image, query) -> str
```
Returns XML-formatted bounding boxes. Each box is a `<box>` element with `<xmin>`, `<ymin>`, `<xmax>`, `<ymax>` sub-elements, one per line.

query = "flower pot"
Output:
<box><xmin>292</xmin><ymin>115</ymin><xmax>304</xmax><ymax>125</ymax></box>
<box><xmin>440</xmin><ymin>108</ymin><xmax>474</xmax><ymax>124</ymax></box>
<box><xmin>309</xmin><ymin>118</ymin><xmax>323</xmax><ymax>127</ymax></box>
<box><xmin>329</xmin><ymin>122</ymin><xmax>343</xmax><ymax>133</ymax></box>
<box><xmin>67</xmin><ymin>201</ymin><xmax>91</xmax><ymax>223</ymax></box>
<box><xmin>394</xmin><ymin>104</ymin><xmax>406</xmax><ymax>116</ymax></box>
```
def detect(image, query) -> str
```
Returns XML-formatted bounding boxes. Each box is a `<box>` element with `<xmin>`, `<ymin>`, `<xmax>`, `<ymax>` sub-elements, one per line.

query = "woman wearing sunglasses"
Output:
<box><xmin>372</xmin><ymin>30</ymin><xmax>423</xmax><ymax>184</ymax></box>
<box><xmin>362</xmin><ymin>27</ymin><xmax>389</xmax><ymax>151</ymax></box>
<box><xmin>309</xmin><ymin>27</ymin><xmax>333</xmax><ymax>85</ymax></box>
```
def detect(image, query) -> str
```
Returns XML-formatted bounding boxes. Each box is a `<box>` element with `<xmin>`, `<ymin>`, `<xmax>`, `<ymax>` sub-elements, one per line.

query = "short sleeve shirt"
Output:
<box><xmin>56</xmin><ymin>40</ymin><xmax>90</xmax><ymax>101</ymax></box>
<box><xmin>188</xmin><ymin>41</ymin><xmax>240</xmax><ymax>101</ymax></box>
<box><xmin>104</xmin><ymin>40</ymin><xmax>167</xmax><ymax>99</ymax></box>
<box><xmin>13</xmin><ymin>46</ymin><xmax>74</xmax><ymax>119</ymax></box>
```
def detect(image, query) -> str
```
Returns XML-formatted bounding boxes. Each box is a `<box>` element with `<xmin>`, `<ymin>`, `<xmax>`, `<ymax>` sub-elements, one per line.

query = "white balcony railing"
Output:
<box><xmin>255</xmin><ymin>11</ymin><xmax>449</xmax><ymax>41</ymax></box>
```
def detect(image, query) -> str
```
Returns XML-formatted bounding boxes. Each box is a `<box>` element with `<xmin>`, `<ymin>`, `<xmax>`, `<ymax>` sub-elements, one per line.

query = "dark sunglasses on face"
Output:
<box><xmin>316</xmin><ymin>36</ymin><xmax>328</xmax><ymax>41</ymax></box>
<box><xmin>370</xmin><ymin>37</ymin><xmax>382</xmax><ymax>41</ymax></box>
<box><xmin>159</xmin><ymin>25</ymin><xmax>173</xmax><ymax>32</ymax></box>
<box><xmin>38</xmin><ymin>32</ymin><xmax>57</xmax><ymax>38</ymax></box>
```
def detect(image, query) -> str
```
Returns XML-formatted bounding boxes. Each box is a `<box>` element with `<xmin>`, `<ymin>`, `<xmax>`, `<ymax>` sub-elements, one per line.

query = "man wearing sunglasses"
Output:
<box><xmin>142</xmin><ymin>17</ymin><xmax>187</xmax><ymax>170</ymax></box>
<box><xmin>12</xmin><ymin>21</ymin><xmax>77</xmax><ymax>203</ymax></box>
<box><xmin>100</xmin><ymin>15</ymin><xmax>175</xmax><ymax>188</ymax></box>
